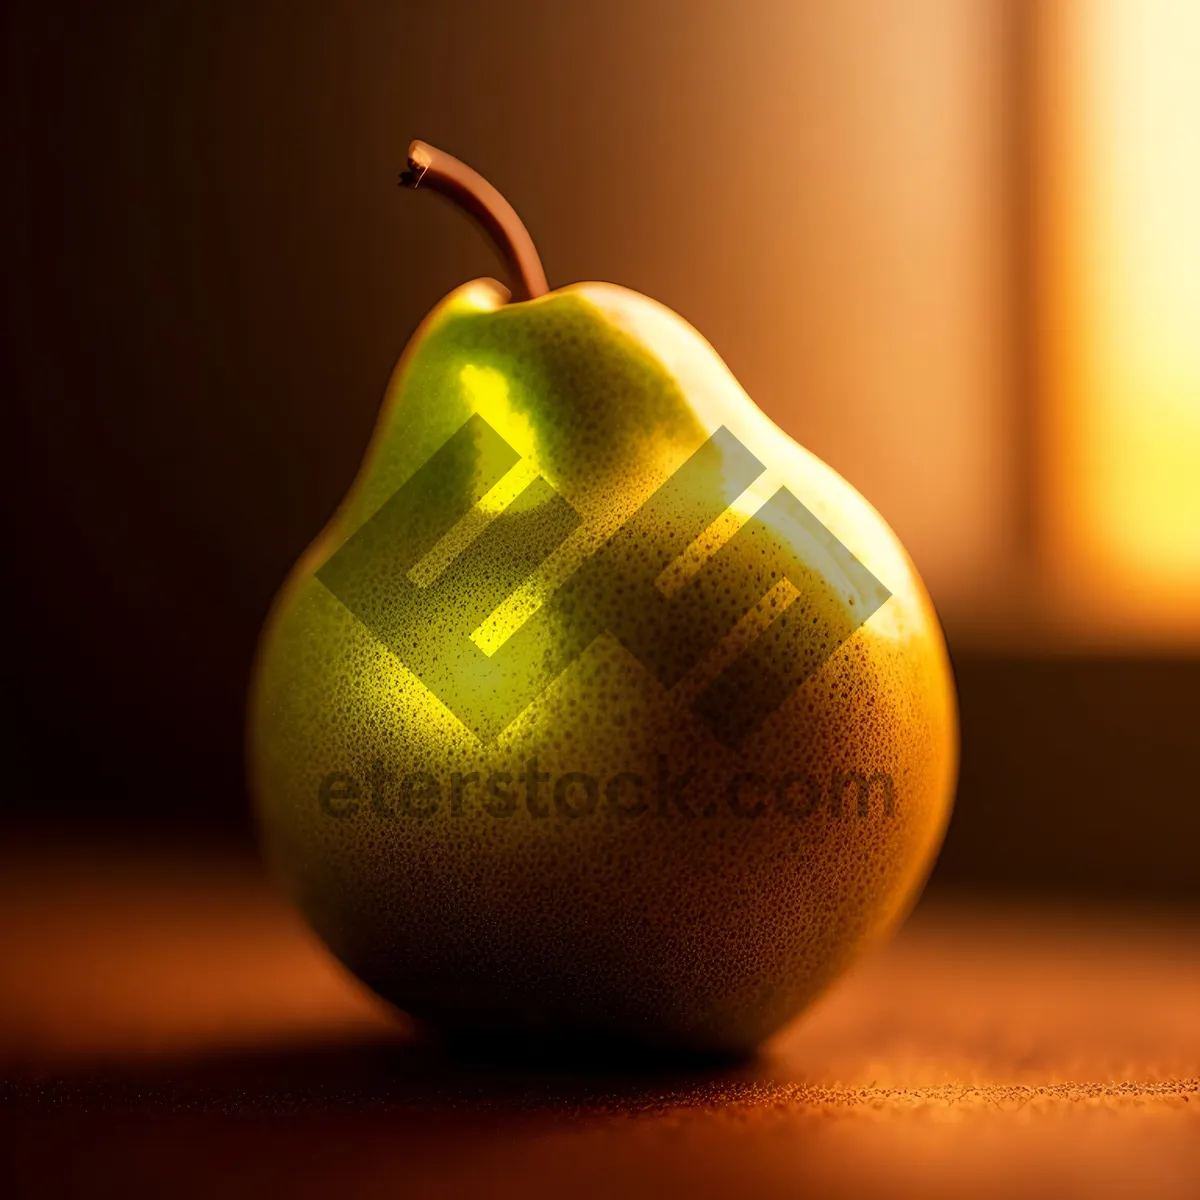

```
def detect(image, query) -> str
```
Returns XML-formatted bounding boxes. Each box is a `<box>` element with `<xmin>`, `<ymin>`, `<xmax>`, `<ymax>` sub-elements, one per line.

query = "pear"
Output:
<box><xmin>249</xmin><ymin>141</ymin><xmax>957</xmax><ymax>1055</ymax></box>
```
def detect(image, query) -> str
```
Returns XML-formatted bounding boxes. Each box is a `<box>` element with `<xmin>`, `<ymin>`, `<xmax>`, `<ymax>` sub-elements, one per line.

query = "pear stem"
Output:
<box><xmin>399</xmin><ymin>140</ymin><xmax>549</xmax><ymax>302</ymax></box>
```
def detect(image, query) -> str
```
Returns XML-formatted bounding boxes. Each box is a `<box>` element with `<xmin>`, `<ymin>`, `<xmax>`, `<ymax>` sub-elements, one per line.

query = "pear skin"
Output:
<box><xmin>249</xmin><ymin>146</ymin><xmax>957</xmax><ymax>1055</ymax></box>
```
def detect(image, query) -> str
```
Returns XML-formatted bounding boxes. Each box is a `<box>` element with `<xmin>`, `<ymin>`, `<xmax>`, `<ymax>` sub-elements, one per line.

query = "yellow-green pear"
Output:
<box><xmin>249</xmin><ymin>141</ymin><xmax>957</xmax><ymax>1055</ymax></box>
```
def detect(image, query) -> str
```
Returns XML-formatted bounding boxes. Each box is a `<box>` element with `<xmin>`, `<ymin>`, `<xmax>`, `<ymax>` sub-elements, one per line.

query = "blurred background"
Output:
<box><xmin>3</xmin><ymin>0</ymin><xmax>1197</xmax><ymax>899</ymax></box>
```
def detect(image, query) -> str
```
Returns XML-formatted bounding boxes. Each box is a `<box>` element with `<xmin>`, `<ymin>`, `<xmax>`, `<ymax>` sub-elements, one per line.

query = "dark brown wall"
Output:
<box><xmin>3</xmin><ymin>1</ymin><xmax>1196</xmax><ymax>898</ymax></box>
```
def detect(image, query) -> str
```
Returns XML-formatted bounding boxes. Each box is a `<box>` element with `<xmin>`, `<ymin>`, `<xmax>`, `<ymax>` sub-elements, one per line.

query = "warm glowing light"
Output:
<box><xmin>407</xmin><ymin>364</ymin><xmax>541</xmax><ymax>592</ymax></box>
<box><xmin>457</xmin><ymin>364</ymin><xmax>536</xmax><ymax>468</ymax></box>
<box><xmin>1043</xmin><ymin>0</ymin><xmax>1200</xmax><ymax>638</ymax></box>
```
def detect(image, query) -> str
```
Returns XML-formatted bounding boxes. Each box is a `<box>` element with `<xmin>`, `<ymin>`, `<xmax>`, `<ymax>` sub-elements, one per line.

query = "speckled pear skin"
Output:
<box><xmin>249</xmin><ymin>278</ymin><xmax>958</xmax><ymax>1055</ymax></box>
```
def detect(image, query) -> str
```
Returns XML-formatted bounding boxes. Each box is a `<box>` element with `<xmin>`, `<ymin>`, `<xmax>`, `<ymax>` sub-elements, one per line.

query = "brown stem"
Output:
<box><xmin>399</xmin><ymin>140</ymin><xmax>549</xmax><ymax>302</ymax></box>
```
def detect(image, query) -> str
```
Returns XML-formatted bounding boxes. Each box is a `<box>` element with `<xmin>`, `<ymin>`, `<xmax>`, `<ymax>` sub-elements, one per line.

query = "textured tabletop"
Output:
<box><xmin>1</xmin><ymin>839</ymin><xmax>1197</xmax><ymax>1198</ymax></box>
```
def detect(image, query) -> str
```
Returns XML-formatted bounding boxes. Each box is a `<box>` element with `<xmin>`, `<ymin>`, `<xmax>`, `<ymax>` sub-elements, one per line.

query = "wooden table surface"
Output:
<box><xmin>1</xmin><ymin>838</ymin><xmax>1197</xmax><ymax>1199</ymax></box>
